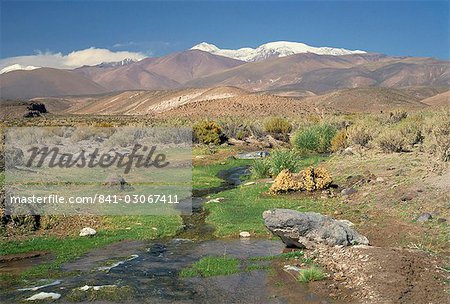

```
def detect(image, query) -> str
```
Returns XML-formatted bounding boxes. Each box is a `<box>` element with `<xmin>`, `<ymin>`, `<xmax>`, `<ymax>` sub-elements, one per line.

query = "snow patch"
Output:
<box><xmin>191</xmin><ymin>41</ymin><xmax>366</xmax><ymax>62</ymax></box>
<box><xmin>0</xmin><ymin>64</ymin><xmax>39</xmax><ymax>74</ymax></box>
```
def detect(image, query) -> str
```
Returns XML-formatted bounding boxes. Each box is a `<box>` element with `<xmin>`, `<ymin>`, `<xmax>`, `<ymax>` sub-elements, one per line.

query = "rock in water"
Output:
<box><xmin>79</xmin><ymin>227</ymin><xmax>96</xmax><ymax>237</ymax></box>
<box><xmin>26</xmin><ymin>292</ymin><xmax>61</xmax><ymax>301</ymax></box>
<box><xmin>239</xmin><ymin>231</ymin><xmax>251</xmax><ymax>238</ymax></box>
<box><xmin>263</xmin><ymin>209</ymin><xmax>369</xmax><ymax>248</ymax></box>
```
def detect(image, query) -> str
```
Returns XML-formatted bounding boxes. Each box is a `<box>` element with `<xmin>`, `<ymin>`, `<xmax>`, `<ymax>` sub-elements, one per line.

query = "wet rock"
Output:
<box><xmin>26</xmin><ymin>292</ymin><xmax>61</xmax><ymax>301</ymax></box>
<box><xmin>263</xmin><ymin>209</ymin><xmax>369</xmax><ymax>249</ymax></box>
<box><xmin>416</xmin><ymin>213</ymin><xmax>432</xmax><ymax>222</ymax></box>
<box><xmin>147</xmin><ymin>244</ymin><xmax>167</xmax><ymax>256</ymax></box>
<box><xmin>236</xmin><ymin>151</ymin><xmax>270</xmax><ymax>159</ymax></box>
<box><xmin>239</xmin><ymin>231</ymin><xmax>251</xmax><ymax>238</ymax></box>
<box><xmin>283</xmin><ymin>265</ymin><xmax>302</xmax><ymax>273</ymax></box>
<box><xmin>341</xmin><ymin>188</ymin><xmax>357</xmax><ymax>196</ymax></box>
<box><xmin>79</xmin><ymin>227</ymin><xmax>96</xmax><ymax>237</ymax></box>
<box><xmin>18</xmin><ymin>280</ymin><xmax>61</xmax><ymax>291</ymax></box>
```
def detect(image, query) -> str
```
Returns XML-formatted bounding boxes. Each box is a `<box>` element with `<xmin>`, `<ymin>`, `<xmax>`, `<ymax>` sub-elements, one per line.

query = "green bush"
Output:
<box><xmin>193</xmin><ymin>120</ymin><xmax>225</xmax><ymax>145</ymax></box>
<box><xmin>291</xmin><ymin>123</ymin><xmax>336</xmax><ymax>153</ymax></box>
<box><xmin>251</xmin><ymin>149</ymin><xmax>301</xmax><ymax>178</ymax></box>
<box><xmin>251</xmin><ymin>159</ymin><xmax>271</xmax><ymax>179</ymax></box>
<box><xmin>297</xmin><ymin>267</ymin><xmax>326</xmax><ymax>283</ymax></box>
<box><xmin>264</xmin><ymin>117</ymin><xmax>292</xmax><ymax>135</ymax></box>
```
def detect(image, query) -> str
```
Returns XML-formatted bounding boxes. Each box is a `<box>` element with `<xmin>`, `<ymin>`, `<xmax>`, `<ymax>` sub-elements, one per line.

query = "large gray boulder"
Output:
<box><xmin>263</xmin><ymin>209</ymin><xmax>369</xmax><ymax>248</ymax></box>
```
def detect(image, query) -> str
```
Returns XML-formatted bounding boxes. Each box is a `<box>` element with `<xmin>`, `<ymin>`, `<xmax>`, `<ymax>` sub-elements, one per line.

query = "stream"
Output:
<box><xmin>0</xmin><ymin>166</ymin><xmax>334</xmax><ymax>303</ymax></box>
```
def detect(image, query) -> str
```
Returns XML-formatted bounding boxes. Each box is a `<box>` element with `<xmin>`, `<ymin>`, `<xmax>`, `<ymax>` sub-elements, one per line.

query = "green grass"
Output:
<box><xmin>249</xmin><ymin>251</ymin><xmax>305</xmax><ymax>261</ymax></box>
<box><xmin>193</xmin><ymin>158</ymin><xmax>251</xmax><ymax>189</ymax></box>
<box><xmin>297</xmin><ymin>267</ymin><xmax>326</xmax><ymax>283</ymax></box>
<box><xmin>205</xmin><ymin>183</ymin><xmax>339</xmax><ymax>237</ymax></box>
<box><xmin>180</xmin><ymin>255</ymin><xmax>240</xmax><ymax>277</ymax></box>
<box><xmin>251</xmin><ymin>153</ymin><xmax>327</xmax><ymax>178</ymax></box>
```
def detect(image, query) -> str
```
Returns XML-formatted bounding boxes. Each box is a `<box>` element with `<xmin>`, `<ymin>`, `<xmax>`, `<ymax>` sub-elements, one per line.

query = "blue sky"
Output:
<box><xmin>1</xmin><ymin>0</ymin><xmax>449</xmax><ymax>62</ymax></box>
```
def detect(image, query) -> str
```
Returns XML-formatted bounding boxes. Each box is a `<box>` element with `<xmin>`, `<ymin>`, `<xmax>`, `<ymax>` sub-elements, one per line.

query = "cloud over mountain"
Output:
<box><xmin>0</xmin><ymin>48</ymin><xmax>146</xmax><ymax>73</ymax></box>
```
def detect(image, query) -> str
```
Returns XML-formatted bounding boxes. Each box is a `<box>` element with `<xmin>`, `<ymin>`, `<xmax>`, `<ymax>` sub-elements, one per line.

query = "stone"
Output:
<box><xmin>263</xmin><ymin>209</ymin><xmax>369</xmax><ymax>248</ymax></box>
<box><xmin>342</xmin><ymin>147</ymin><xmax>354</xmax><ymax>156</ymax></box>
<box><xmin>341</xmin><ymin>188</ymin><xmax>357</xmax><ymax>196</ymax></box>
<box><xmin>26</xmin><ymin>292</ymin><xmax>61</xmax><ymax>301</ymax></box>
<box><xmin>79</xmin><ymin>227</ymin><xmax>96</xmax><ymax>237</ymax></box>
<box><xmin>376</xmin><ymin>177</ymin><xmax>385</xmax><ymax>182</ymax></box>
<box><xmin>236</xmin><ymin>151</ymin><xmax>270</xmax><ymax>159</ymax></box>
<box><xmin>416</xmin><ymin>213</ymin><xmax>432</xmax><ymax>222</ymax></box>
<box><xmin>239</xmin><ymin>231</ymin><xmax>251</xmax><ymax>238</ymax></box>
<box><xmin>27</xmin><ymin>103</ymin><xmax>47</xmax><ymax>113</ymax></box>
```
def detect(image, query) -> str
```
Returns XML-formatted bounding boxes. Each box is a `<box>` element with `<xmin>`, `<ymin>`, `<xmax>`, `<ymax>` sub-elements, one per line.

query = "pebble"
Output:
<box><xmin>79</xmin><ymin>227</ymin><xmax>96</xmax><ymax>237</ymax></box>
<box><xmin>239</xmin><ymin>231</ymin><xmax>251</xmax><ymax>238</ymax></box>
<box><xmin>416</xmin><ymin>212</ymin><xmax>432</xmax><ymax>222</ymax></box>
<box><xmin>26</xmin><ymin>292</ymin><xmax>61</xmax><ymax>301</ymax></box>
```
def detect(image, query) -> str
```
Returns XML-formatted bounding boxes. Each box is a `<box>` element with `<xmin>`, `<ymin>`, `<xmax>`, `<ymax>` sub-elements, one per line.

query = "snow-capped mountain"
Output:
<box><xmin>0</xmin><ymin>64</ymin><xmax>39</xmax><ymax>74</ymax></box>
<box><xmin>191</xmin><ymin>41</ymin><xmax>366</xmax><ymax>62</ymax></box>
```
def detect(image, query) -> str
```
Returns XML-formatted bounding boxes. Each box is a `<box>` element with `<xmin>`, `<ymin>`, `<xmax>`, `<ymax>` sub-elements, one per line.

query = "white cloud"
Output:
<box><xmin>0</xmin><ymin>47</ymin><xmax>147</xmax><ymax>73</ymax></box>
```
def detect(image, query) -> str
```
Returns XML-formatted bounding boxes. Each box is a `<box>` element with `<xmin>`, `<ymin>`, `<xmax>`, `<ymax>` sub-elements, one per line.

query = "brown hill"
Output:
<box><xmin>302</xmin><ymin>87</ymin><xmax>428</xmax><ymax>113</ymax></box>
<box><xmin>0</xmin><ymin>68</ymin><xmax>107</xmax><ymax>99</ymax></box>
<box><xmin>420</xmin><ymin>91</ymin><xmax>450</xmax><ymax>107</ymax></box>
<box><xmin>74</xmin><ymin>50</ymin><xmax>245</xmax><ymax>91</ymax></box>
<box><xmin>68</xmin><ymin>86</ymin><xmax>248</xmax><ymax>115</ymax></box>
<box><xmin>185</xmin><ymin>54</ymin><xmax>450</xmax><ymax>93</ymax></box>
<box><xmin>160</xmin><ymin>94</ymin><xmax>314</xmax><ymax>119</ymax></box>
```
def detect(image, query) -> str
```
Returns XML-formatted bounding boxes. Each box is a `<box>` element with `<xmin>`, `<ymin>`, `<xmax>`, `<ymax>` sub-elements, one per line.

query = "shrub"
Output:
<box><xmin>291</xmin><ymin>123</ymin><xmax>336</xmax><ymax>153</ymax></box>
<box><xmin>193</xmin><ymin>120</ymin><xmax>225</xmax><ymax>145</ymax></box>
<box><xmin>264</xmin><ymin>117</ymin><xmax>292</xmax><ymax>135</ymax></box>
<box><xmin>251</xmin><ymin>159</ymin><xmax>271</xmax><ymax>179</ymax></box>
<box><xmin>251</xmin><ymin>149</ymin><xmax>300</xmax><ymax>178</ymax></box>
<box><xmin>269</xmin><ymin>166</ymin><xmax>332</xmax><ymax>193</ymax></box>
<box><xmin>297</xmin><ymin>267</ymin><xmax>326</xmax><ymax>283</ymax></box>
<box><xmin>330</xmin><ymin>129</ymin><xmax>348</xmax><ymax>152</ymax></box>
<box><xmin>346</xmin><ymin>122</ymin><xmax>373</xmax><ymax>147</ymax></box>
<box><xmin>386</xmin><ymin>110</ymin><xmax>408</xmax><ymax>123</ymax></box>
<box><xmin>375</xmin><ymin>129</ymin><xmax>407</xmax><ymax>152</ymax></box>
<box><xmin>269</xmin><ymin>149</ymin><xmax>300</xmax><ymax>176</ymax></box>
<box><xmin>423</xmin><ymin>110</ymin><xmax>450</xmax><ymax>161</ymax></box>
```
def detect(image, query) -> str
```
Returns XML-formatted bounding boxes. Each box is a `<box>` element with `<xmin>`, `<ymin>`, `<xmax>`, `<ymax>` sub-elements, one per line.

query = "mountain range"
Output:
<box><xmin>0</xmin><ymin>41</ymin><xmax>449</xmax><ymax>100</ymax></box>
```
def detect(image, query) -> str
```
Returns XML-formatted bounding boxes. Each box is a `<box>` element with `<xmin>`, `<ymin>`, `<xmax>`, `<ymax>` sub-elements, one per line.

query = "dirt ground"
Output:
<box><xmin>304</xmin><ymin>150</ymin><xmax>450</xmax><ymax>303</ymax></box>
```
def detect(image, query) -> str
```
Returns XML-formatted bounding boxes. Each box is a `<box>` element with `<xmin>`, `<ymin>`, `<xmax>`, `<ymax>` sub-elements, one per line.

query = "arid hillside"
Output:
<box><xmin>420</xmin><ymin>90</ymin><xmax>450</xmax><ymax>107</ymax></box>
<box><xmin>301</xmin><ymin>87</ymin><xmax>429</xmax><ymax>113</ymax></box>
<box><xmin>0</xmin><ymin>68</ymin><xmax>107</xmax><ymax>99</ymax></box>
